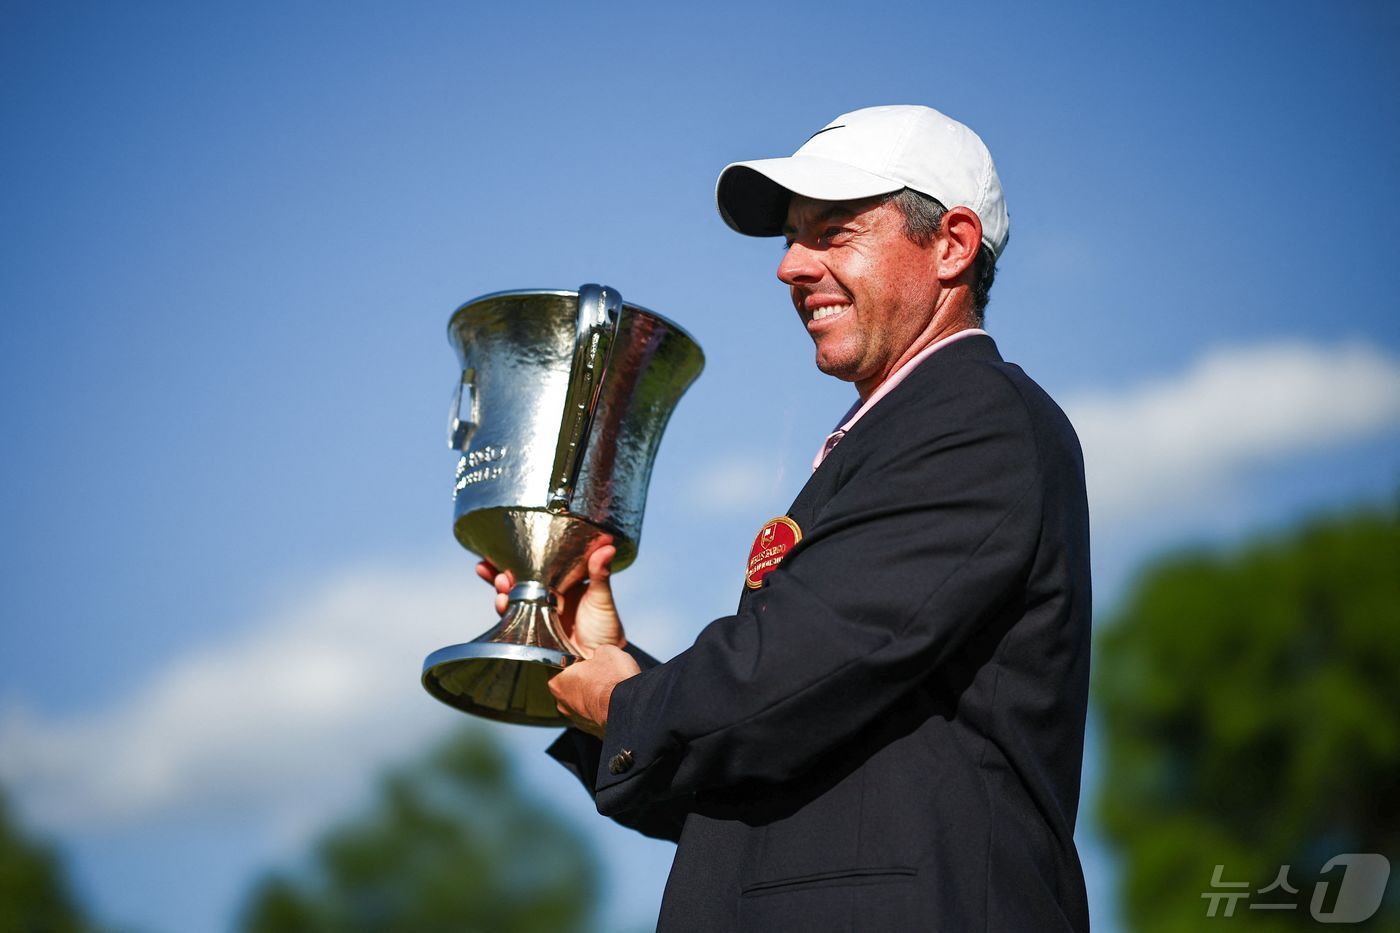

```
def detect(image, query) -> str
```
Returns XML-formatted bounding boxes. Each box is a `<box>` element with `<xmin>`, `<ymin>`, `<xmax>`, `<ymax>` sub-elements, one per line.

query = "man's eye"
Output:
<box><xmin>820</xmin><ymin>226</ymin><xmax>846</xmax><ymax>242</ymax></box>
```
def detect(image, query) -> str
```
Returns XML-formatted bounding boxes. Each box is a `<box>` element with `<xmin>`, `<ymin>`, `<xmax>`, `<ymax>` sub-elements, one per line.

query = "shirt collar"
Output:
<box><xmin>811</xmin><ymin>327</ymin><xmax>988</xmax><ymax>471</ymax></box>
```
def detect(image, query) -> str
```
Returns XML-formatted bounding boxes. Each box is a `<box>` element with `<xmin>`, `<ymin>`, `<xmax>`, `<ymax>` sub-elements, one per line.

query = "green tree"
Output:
<box><xmin>240</xmin><ymin>727</ymin><xmax>599</xmax><ymax>933</ymax></box>
<box><xmin>1095</xmin><ymin>500</ymin><xmax>1400</xmax><ymax>931</ymax></box>
<box><xmin>0</xmin><ymin>787</ymin><xmax>94</xmax><ymax>933</ymax></box>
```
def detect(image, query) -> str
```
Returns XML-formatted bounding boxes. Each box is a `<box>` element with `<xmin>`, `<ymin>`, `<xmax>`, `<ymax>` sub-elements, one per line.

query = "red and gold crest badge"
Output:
<box><xmin>745</xmin><ymin>516</ymin><xmax>802</xmax><ymax>589</ymax></box>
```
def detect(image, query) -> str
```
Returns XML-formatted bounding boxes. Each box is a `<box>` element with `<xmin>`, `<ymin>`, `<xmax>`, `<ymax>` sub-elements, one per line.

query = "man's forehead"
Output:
<box><xmin>781</xmin><ymin>194</ymin><xmax>886</xmax><ymax>233</ymax></box>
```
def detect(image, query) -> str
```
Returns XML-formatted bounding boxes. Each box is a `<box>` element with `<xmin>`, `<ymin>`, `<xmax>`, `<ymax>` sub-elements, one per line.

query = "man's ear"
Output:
<box><xmin>937</xmin><ymin>207</ymin><xmax>983</xmax><ymax>282</ymax></box>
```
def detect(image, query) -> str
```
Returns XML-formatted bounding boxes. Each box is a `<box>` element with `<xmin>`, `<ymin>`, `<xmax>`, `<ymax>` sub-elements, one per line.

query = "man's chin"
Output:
<box><xmin>813</xmin><ymin>354</ymin><xmax>863</xmax><ymax>384</ymax></box>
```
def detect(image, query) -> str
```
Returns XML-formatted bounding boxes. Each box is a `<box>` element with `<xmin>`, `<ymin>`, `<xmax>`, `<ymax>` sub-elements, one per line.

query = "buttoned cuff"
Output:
<box><xmin>595</xmin><ymin>667</ymin><xmax>648</xmax><ymax>791</ymax></box>
<box><xmin>592</xmin><ymin>655</ymin><xmax>678</xmax><ymax>813</ymax></box>
<box><xmin>546</xmin><ymin>641</ymin><xmax>664</xmax><ymax>799</ymax></box>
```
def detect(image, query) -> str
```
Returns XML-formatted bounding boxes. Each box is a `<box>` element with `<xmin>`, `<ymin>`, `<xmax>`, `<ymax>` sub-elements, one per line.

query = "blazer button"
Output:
<box><xmin>608</xmin><ymin>749</ymin><xmax>635</xmax><ymax>775</ymax></box>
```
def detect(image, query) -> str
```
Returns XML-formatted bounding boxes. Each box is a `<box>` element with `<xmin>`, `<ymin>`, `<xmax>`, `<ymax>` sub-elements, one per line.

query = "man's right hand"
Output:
<box><xmin>474</xmin><ymin>536</ymin><xmax>624</xmax><ymax>659</ymax></box>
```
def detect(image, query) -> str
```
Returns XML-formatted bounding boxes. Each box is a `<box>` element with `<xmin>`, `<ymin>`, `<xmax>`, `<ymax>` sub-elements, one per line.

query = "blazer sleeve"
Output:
<box><xmin>546</xmin><ymin>643</ymin><xmax>690</xmax><ymax>842</ymax></box>
<box><xmin>592</xmin><ymin>371</ymin><xmax>1047</xmax><ymax>818</ymax></box>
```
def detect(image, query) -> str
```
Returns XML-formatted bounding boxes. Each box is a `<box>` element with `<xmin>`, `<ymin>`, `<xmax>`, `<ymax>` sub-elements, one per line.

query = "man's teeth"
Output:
<box><xmin>811</xmin><ymin>303</ymin><xmax>851</xmax><ymax>321</ymax></box>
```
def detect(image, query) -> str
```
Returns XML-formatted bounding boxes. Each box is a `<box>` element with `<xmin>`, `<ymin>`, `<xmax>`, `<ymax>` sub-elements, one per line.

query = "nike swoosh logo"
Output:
<box><xmin>805</xmin><ymin>124</ymin><xmax>846</xmax><ymax>142</ymax></box>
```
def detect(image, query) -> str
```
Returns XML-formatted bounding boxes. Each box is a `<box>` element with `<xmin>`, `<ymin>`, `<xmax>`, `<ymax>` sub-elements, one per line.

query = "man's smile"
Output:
<box><xmin>800</xmin><ymin>293</ymin><xmax>853</xmax><ymax>326</ymax></box>
<box><xmin>811</xmin><ymin>303</ymin><xmax>851</xmax><ymax>323</ymax></box>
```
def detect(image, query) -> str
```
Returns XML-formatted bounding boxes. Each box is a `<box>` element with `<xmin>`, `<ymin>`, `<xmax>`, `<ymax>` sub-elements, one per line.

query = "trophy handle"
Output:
<box><xmin>447</xmin><ymin>367</ymin><xmax>478</xmax><ymax>450</ymax></box>
<box><xmin>547</xmin><ymin>283</ymin><xmax>621</xmax><ymax>511</ymax></box>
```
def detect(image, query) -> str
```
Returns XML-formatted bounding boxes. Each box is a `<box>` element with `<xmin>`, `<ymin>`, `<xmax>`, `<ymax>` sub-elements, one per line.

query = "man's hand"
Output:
<box><xmin>474</xmin><ymin>536</ymin><xmax>625</xmax><ymax>658</ymax></box>
<box><xmin>548</xmin><ymin>644</ymin><xmax>641</xmax><ymax>738</ymax></box>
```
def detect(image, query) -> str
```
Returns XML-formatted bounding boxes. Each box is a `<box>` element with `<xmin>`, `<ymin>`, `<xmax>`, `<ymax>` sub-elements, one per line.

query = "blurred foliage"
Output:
<box><xmin>0</xmin><ymin>786</ymin><xmax>95</xmax><ymax>933</ymax></box>
<box><xmin>239</xmin><ymin>727</ymin><xmax>598</xmax><ymax>933</ymax></box>
<box><xmin>1095</xmin><ymin>499</ymin><xmax>1400</xmax><ymax>931</ymax></box>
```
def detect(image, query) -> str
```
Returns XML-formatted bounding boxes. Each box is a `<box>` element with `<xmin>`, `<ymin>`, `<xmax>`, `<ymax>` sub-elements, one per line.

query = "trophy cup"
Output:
<box><xmin>421</xmin><ymin>285</ymin><xmax>704</xmax><ymax>725</ymax></box>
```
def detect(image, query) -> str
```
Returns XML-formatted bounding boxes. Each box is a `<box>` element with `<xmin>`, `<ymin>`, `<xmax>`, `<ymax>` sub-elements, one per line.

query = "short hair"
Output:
<box><xmin>883</xmin><ymin>188</ymin><xmax>998</xmax><ymax>324</ymax></box>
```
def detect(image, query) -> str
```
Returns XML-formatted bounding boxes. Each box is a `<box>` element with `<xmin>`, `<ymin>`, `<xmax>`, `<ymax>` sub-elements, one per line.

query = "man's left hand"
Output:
<box><xmin>549</xmin><ymin>644</ymin><xmax>641</xmax><ymax>738</ymax></box>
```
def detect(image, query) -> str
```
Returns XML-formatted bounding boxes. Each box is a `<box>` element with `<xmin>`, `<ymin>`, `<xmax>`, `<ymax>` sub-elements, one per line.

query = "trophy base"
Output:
<box><xmin>422</xmin><ymin>642</ymin><xmax>576</xmax><ymax>726</ymax></box>
<box><xmin>422</xmin><ymin>583</ymin><xmax>581</xmax><ymax>726</ymax></box>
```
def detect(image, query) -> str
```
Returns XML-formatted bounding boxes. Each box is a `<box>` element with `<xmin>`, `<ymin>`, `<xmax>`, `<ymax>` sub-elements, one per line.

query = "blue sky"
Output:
<box><xmin>2</xmin><ymin>2</ymin><xmax>1398</xmax><ymax>931</ymax></box>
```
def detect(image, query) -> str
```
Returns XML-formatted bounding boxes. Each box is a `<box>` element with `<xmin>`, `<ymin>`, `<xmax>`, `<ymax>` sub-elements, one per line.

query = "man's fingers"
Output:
<box><xmin>582</xmin><ymin>544</ymin><xmax>619</xmax><ymax>622</ymax></box>
<box><xmin>586</xmin><ymin>543</ymin><xmax>617</xmax><ymax>581</ymax></box>
<box><xmin>547</xmin><ymin>665</ymin><xmax>577</xmax><ymax>709</ymax></box>
<box><xmin>474</xmin><ymin>562</ymin><xmax>515</xmax><ymax>591</ymax></box>
<box><xmin>475</xmin><ymin>562</ymin><xmax>514</xmax><ymax>615</ymax></box>
<box><xmin>548</xmin><ymin>665</ymin><xmax>599</xmax><ymax>737</ymax></box>
<box><xmin>549</xmin><ymin>671</ymin><xmax>573</xmax><ymax>722</ymax></box>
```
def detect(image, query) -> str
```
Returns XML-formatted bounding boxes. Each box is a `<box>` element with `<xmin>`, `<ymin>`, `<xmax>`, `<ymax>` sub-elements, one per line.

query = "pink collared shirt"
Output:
<box><xmin>812</xmin><ymin>328</ymin><xmax>988</xmax><ymax>471</ymax></box>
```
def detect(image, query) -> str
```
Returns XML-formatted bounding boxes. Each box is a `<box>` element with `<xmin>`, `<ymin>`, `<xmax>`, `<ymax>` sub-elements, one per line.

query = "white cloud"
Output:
<box><xmin>0</xmin><ymin>560</ymin><xmax>689</xmax><ymax>933</ymax></box>
<box><xmin>1066</xmin><ymin>340</ymin><xmax>1400</xmax><ymax>523</ymax></box>
<box><xmin>0</xmin><ymin>558</ymin><xmax>695</xmax><ymax>850</ymax></box>
<box><xmin>0</xmin><ymin>563</ymin><xmax>480</xmax><ymax>833</ymax></box>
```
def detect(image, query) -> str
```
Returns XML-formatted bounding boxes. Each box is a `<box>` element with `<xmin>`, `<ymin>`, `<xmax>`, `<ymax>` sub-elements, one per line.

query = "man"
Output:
<box><xmin>485</xmin><ymin>105</ymin><xmax>1092</xmax><ymax>931</ymax></box>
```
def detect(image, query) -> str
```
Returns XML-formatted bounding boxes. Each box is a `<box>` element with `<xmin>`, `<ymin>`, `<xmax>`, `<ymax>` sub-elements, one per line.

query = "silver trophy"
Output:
<box><xmin>421</xmin><ymin>285</ymin><xmax>704</xmax><ymax>725</ymax></box>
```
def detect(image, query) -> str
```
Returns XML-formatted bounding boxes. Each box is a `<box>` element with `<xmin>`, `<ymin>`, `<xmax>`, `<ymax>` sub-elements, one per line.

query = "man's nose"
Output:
<box><xmin>777</xmin><ymin>242</ymin><xmax>823</xmax><ymax>286</ymax></box>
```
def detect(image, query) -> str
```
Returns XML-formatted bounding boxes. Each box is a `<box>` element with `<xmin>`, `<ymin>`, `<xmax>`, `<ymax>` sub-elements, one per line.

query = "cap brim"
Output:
<box><xmin>715</xmin><ymin>157</ymin><xmax>904</xmax><ymax>237</ymax></box>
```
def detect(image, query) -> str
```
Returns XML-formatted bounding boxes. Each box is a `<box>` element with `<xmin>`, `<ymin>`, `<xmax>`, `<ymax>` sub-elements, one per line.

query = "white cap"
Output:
<box><xmin>716</xmin><ymin>104</ymin><xmax>1009</xmax><ymax>258</ymax></box>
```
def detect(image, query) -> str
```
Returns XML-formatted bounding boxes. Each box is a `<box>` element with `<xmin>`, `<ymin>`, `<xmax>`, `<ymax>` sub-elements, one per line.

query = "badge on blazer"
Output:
<box><xmin>745</xmin><ymin>516</ymin><xmax>802</xmax><ymax>589</ymax></box>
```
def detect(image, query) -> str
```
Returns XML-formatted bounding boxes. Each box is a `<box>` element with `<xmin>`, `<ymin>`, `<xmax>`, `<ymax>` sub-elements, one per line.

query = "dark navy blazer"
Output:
<box><xmin>550</xmin><ymin>335</ymin><xmax>1092</xmax><ymax>932</ymax></box>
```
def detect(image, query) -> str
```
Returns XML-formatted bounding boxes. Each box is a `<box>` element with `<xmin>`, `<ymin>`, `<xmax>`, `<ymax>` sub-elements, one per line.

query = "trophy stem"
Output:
<box><xmin>420</xmin><ymin>579</ymin><xmax>581</xmax><ymax>725</ymax></box>
<box><xmin>495</xmin><ymin>581</ymin><xmax>580</xmax><ymax>658</ymax></box>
